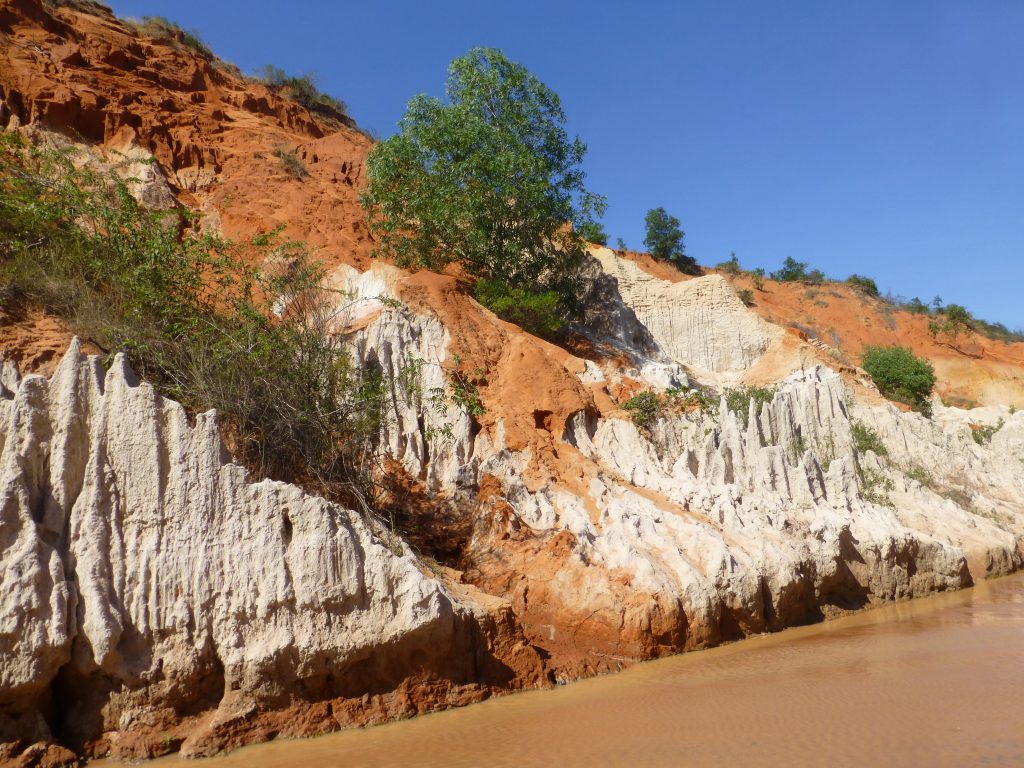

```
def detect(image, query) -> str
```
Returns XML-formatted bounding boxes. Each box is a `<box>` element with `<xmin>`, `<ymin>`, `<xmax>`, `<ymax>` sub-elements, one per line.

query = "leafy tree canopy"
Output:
<box><xmin>360</xmin><ymin>47</ymin><xmax>604</xmax><ymax>309</ymax></box>
<box><xmin>644</xmin><ymin>207</ymin><xmax>698</xmax><ymax>273</ymax></box>
<box><xmin>846</xmin><ymin>274</ymin><xmax>879</xmax><ymax>296</ymax></box>
<box><xmin>861</xmin><ymin>345</ymin><xmax>936</xmax><ymax>415</ymax></box>
<box><xmin>928</xmin><ymin>303</ymin><xmax>974</xmax><ymax>343</ymax></box>
<box><xmin>577</xmin><ymin>219</ymin><xmax>608</xmax><ymax>246</ymax></box>
<box><xmin>771</xmin><ymin>256</ymin><xmax>809</xmax><ymax>282</ymax></box>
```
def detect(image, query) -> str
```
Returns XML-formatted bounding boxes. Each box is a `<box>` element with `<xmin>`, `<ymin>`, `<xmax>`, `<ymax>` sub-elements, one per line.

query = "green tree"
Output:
<box><xmin>771</xmin><ymin>256</ymin><xmax>809</xmax><ymax>282</ymax></box>
<box><xmin>576</xmin><ymin>195</ymin><xmax>608</xmax><ymax>244</ymax></box>
<box><xmin>716</xmin><ymin>252</ymin><xmax>741</xmax><ymax>275</ymax></box>
<box><xmin>928</xmin><ymin>303</ymin><xmax>974</xmax><ymax>345</ymax></box>
<box><xmin>360</xmin><ymin>47</ymin><xmax>603</xmax><ymax>316</ymax></box>
<box><xmin>577</xmin><ymin>222</ymin><xmax>608</xmax><ymax>245</ymax></box>
<box><xmin>644</xmin><ymin>207</ymin><xmax>698</xmax><ymax>273</ymax></box>
<box><xmin>861</xmin><ymin>345</ymin><xmax>936</xmax><ymax>415</ymax></box>
<box><xmin>906</xmin><ymin>296</ymin><xmax>929</xmax><ymax>314</ymax></box>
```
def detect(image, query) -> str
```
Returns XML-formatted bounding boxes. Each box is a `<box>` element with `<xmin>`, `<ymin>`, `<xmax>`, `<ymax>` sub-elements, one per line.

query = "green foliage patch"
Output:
<box><xmin>644</xmin><ymin>207</ymin><xmax>699</xmax><ymax>274</ymax></box>
<box><xmin>127</xmin><ymin>15</ymin><xmax>213</xmax><ymax>58</ymax></box>
<box><xmin>256</xmin><ymin>65</ymin><xmax>349</xmax><ymax>117</ymax></box>
<box><xmin>361</xmin><ymin>47</ymin><xmax>603</xmax><ymax>322</ymax></box>
<box><xmin>846</xmin><ymin>274</ymin><xmax>879</xmax><ymax>296</ymax></box>
<box><xmin>0</xmin><ymin>132</ymin><xmax>383</xmax><ymax>509</ymax></box>
<box><xmin>272</xmin><ymin>145</ymin><xmax>309</xmax><ymax>180</ymax></box>
<box><xmin>723</xmin><ymin>386</ymin><xmax>776</xmax><ymax>428</ymax></box>
<box><xmin>972</xmin><ymin>419</ymin><xmax>1003</xmax><ymax>446</ymax></box>
<box><xmin>850</xmin><ymin>420</ymin><xmax>888</xmax><ymax>456</ymax></box>
<box><xmin>860</xmin><ymin>345</ymin><xmax>936</xmax><ymax>416</ymax></box>
<box><xmin>621</xmin><ymin>387</ymin><xmax>714</xmax><ymax>428</ymax></box>
<box><xmin>473</xmin><ymin>278</ymin><xmax>564</xmax><ymax>339</ymax></box>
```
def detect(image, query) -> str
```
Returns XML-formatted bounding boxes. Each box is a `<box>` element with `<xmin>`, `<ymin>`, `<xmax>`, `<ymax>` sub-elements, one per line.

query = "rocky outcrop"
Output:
<box><xmin>0</xmin><ymin>341</ymin><xmax>542</xmax><ymax>762</ymax></box>
<box><xmin>0</xmin><ymin>0</ymin><xmax>376</xmax><ymax>271</ymax></box>
<box><xmin>320</xmin><ymin>263</ymin><xmax>1023</xmax><ymax>679</ymax></box>
<box><xmin>2</xmin><ymin>0</ymin><xmax>1024</xmax><ymax>761</ymax></box>
<box><xmin>590</xmin><ymin>247</ymin><xmax>782</xmax><ymax>381</ymax></box>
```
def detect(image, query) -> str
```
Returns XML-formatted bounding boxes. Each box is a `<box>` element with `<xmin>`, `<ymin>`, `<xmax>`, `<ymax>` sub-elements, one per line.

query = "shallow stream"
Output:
<box><xmin>117</xmin><ymin>572</ymin><xmax>1024</xmax><ymax>767</ymax></box>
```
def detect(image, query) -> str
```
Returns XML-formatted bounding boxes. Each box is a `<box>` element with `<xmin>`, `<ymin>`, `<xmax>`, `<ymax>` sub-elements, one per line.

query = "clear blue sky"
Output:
<box><xmin>108</xmin><ymin>1</ymin><xmax>1024</xmax><ymax>330</ymax></box>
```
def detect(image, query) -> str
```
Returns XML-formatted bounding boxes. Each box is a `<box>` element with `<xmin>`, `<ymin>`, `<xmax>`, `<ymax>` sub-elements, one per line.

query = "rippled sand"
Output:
<box><xmin>122</xmin><ymin>573</ymin><xmax>1024</xmax><ymax>767</ymax></box>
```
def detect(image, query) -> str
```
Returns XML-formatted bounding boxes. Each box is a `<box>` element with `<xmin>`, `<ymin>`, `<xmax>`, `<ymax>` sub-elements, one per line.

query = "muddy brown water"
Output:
<box><xmin>113</xmin><ymin>572</ymin><xmax>1024</xmax><ymax>767</ymax></box>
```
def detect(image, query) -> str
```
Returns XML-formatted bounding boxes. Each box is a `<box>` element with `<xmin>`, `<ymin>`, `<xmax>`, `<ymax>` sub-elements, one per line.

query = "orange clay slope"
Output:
<box><xmin>613</xmin><ymin>249</ymin><xmax>1024</xmax><ymax>409</ymax></box>
<box><xmin>0</xmin><ymin>0</ymin><xmax>376</xmax><ymax>270</ymax></box>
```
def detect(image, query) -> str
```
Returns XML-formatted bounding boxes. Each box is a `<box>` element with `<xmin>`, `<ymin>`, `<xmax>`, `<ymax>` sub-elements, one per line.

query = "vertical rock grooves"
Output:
<box><xmin>333</xmin><ymin>264</ymin><xmax>1022</xmax><ymax>682</ymax></box>
<box><xmin>0</xmin><ymin>341</ymin><xmax>543</xmax><ymax>762</ymax></box>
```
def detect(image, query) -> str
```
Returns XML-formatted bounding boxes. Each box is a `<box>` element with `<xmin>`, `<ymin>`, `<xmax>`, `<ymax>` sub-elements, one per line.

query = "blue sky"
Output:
<box><xmin>107</xmin><ymin>1</ymin><xmax>1024</xmax><ymax>330</ymax></box>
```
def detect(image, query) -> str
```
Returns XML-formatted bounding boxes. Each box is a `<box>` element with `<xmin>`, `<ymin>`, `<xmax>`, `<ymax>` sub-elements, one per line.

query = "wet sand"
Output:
<box><xmin>117</xmin><ymin>572</ymin><xmax>1024</xmax><ymax>767</ymax></box>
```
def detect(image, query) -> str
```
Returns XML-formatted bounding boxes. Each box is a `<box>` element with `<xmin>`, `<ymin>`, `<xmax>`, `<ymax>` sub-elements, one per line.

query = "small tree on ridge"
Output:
<box><xmin>644</xmin><ymin>207</ymin><xmax>698</xmax><ymax>274</ymax></box>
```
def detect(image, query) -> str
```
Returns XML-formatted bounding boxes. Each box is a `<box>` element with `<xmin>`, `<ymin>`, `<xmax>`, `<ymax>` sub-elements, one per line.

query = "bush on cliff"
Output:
<box><xmin>256</xmin><ymin>65</ymin><xmax>349</xmax><ymax>117</ymax></box>
<box><xmin>860</xmin><ymin>345</ymin><xmax>935</xmax><ymax>416</ymax></box>
<box><xmin>846</xmin><ymin>274</ymin><xmax>879</xmax><ymax>296</ymax></box>
<box><xmin>0</xmin><ymin>131</ymin><xmax>382</xmax><ymax>507</ymax></box>
<box><xmin>724</xmin><ymin>386</ymin><xmax>776</xmax><ymax>428</ymax></box>
<box><xmin>472</xmin><ymin>279</ymin><xmax>564</xmax><ymax>339</ymax></box>
<box><xmin>643</xmin><ymin>207</ymin><xmax>700</xmax><ymax>274</ymax></box>
<box><xmin>360</xmin><ymin>47</ymin><xmax>605</xmax><ymax>331</ymax></box>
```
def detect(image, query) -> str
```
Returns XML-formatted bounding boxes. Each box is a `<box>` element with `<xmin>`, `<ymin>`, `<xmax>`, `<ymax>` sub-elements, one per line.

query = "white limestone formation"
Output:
<box><xmin>0</xmin><ymin>341</ymin><xmax>493</xmax><ymax>754</ymax></box>
<box><xmin>2</xmin><ymin>255</ymin><xmax>1021</xmax><ymax>759</ymax></box>
<box><xmin>325</xmin><ymin>263</ymin><xmax>1022</xmax><ymax>657</ymax></box>
<box><xmin>590</xmin><ymin>246</ymin><xmax>782</xmax><ymax>382</ymax></box>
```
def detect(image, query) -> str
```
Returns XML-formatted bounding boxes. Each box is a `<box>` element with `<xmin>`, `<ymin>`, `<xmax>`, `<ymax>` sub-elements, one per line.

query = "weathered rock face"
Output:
<box><xmin>2</xmin><ymin>0</ymin><xmax>1024</xmax><ymax>762</ymax></box>
<box><xmin>0</xmin><ymin>341</ymin><xmax>542</xmax><ymax>761</ymax></box>
<box><xmin>320</xmin><ymin>263</ymin><xmax>1023</xmax><ymax>679</ymax></box>
<box><xmin>590</xmin><ymin>247</ymin><xmax>783</xmax><ymax>381</ymax></box>
<box><xmin>0</xmin><ymin>0</ymin><xmax>377</xmax><ymax>270</ymax></box>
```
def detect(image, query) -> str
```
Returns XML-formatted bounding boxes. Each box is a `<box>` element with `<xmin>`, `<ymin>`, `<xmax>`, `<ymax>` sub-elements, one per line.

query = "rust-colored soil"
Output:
<box><xmin>0</xmin><ymin>0</ymin><xmax>375</xmax><ymax>270</ymax></box>
<box><xmin>0</xmin><ymin>304</ymin><xmax>100</xmax><ymax>376</ymax></box>
<box><xmin>722</xmin><ymin>271</ymin><xmax>1024</xmax><ymax>408</ymax></box>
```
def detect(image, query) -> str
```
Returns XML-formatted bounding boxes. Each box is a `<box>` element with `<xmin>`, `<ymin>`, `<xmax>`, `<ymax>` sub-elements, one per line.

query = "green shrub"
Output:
<box><xmin>716</xmin><ymin>253</ymin><xmax>741</xmax><ymax>275</ymax></box>
<box><xmin>737</xmin><ymin>288</ymin><xmax>755</xmax><ymax>306</ymax></box>
<box><xmin>928</xmin><ymin>303</ymin><xmax>974</xmax><ymax>343</ymax></box>
<box><xmin>770</xmin><ymin>256</ymin><xmax>808</xmax><ymax>282</ymax></box>
<box><xmin>473</xmin><ymin>279</ymin><xmax>563</xmax><ymax>339</ymax></box>
<box><xmin>846</xmin><ymin>274</ymin><xmax>879</xmax><ymax>296</ymax></box>
<box><xmin>622</xmin><ymin>391</ymin><xmax>662</xmax><ymax>426</ymax></box>
<box><xmin>861</xmin><ymin>467</ymin><xmax>895</xmax><ymax>507</ymax></box>
<box><xmin>904</xmin><ymin>463</ymin><xmax>934</xmax><ymax>487</ymax></box>
<box><xmin>805</xmin><ymin>268</ymin><xmax>826</xmax><ymax>285</ymax></box>
<box><xmin>751</xmin><ymin>267</ymin><xmax>766</xmax><ymax>291</ymax></box>
<box><xmin>724</xmin><ymin>386</ymin><xmax>776</xmax><ymax>428</ymax></box>
<box><xmin>851</xmin><ymin>420</ymin><xmax>887</xmax><ymax>456</ymax></box>
<box><xmin>128</xmin><ymin>16</ymin><xmax>213</xmax><ymax>58</ymax></box>
<box><xmin>972</xmin><ymin>419</ymin><xmax>1003</xmax><ymax>445</ymax></box>
<box><xmin>256</xmin><ymin>65</ymin><xmax>348</xmax><ymax>117</ymax></box>
<box><xmin>905</xmin><ymin>296</ymin><xmax>930</xmax><ymax>314</ymax></box>
<box><xmin>0</xmin><ymin>132</ymin><xmax>384</xmax><ymax>510</ymax></box>
<box><xmin>971</xmin><ymin>318</ymin><xmax>1024</xmax><ymax>344</ymax></box>
<box><xmin>620</xmin><ymin>387</ymin><xmax>714</xmax><ymax>428</ymax></box>
<box><xmin>861</xmin><ymin>345</ymin><xmax>935</xmax><ymax>415</ymax></box>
